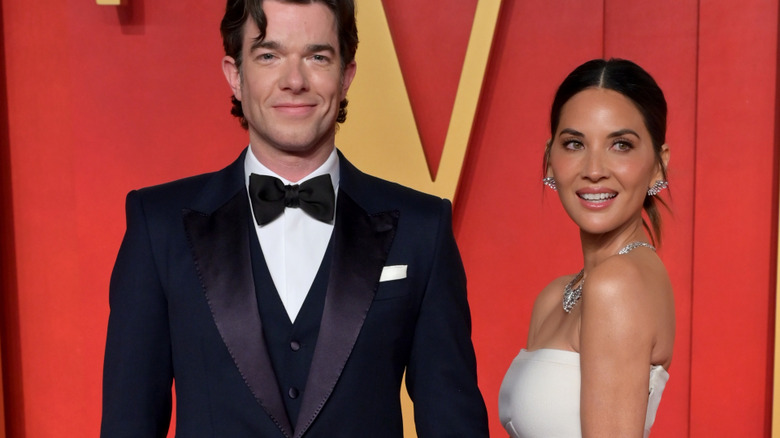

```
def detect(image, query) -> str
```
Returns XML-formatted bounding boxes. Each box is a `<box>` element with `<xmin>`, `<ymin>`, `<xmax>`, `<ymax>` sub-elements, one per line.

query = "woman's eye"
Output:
<box><xmin>563</xmin><ymin>140</ymin><xmax>583</xmax><ymax>150</ymax></box>
<box><xmin>613</xmin><ymin>140</ymin><xmax>634</xmax><ymax>151</ymax></box>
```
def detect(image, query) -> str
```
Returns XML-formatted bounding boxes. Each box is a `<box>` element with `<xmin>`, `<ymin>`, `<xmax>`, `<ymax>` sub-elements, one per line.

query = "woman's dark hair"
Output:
<box><xmin>544</xmin><ymin>58</ymin><xmax>669</xmax><ymax>244</ymax></box>
<box><xmin>220</xmin><ymin>0</ymin><xmax>358</xmax><ymax>128</ymax></box>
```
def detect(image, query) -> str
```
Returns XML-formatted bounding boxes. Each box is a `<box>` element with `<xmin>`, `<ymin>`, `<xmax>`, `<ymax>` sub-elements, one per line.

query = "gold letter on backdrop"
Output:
<box><xmin>338</xmin><ymin>0</ymin><xmax>502</xmax><ymax>202</ymax></box>
<box><xmin>338</xmin><ymin>1</ymin><xmax>502</xmax><ymax>436</ymax></box>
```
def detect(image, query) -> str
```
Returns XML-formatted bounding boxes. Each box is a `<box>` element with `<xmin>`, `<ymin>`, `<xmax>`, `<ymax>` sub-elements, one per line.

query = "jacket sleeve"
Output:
<box><xmin>405</xmin><ymin>199</ymin><xmax>490</xmax><ymax>437</ymax></box>
<box><xmin>101</xmin><ymin>190</ymin><xmax>172</xmax><ymax>437</ymax></box>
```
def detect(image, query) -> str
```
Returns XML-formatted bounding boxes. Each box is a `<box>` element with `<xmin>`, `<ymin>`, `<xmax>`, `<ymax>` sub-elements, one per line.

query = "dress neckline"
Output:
<box><xmin>520</xmin><ymin>348</ymin><xmax>669</xmax><ymax>374</ymax></box>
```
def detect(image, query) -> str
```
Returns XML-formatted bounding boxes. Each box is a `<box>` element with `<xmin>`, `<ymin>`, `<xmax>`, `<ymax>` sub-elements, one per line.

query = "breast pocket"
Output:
<box><xmin>373</xmin><ymin>277</ymin><xmax>410</xmax><ymax>301</ymax></box>
<box><xmin>373</xmin><ymin>265</ymin><xmax>410</xmax><ymax>301</ymax></box>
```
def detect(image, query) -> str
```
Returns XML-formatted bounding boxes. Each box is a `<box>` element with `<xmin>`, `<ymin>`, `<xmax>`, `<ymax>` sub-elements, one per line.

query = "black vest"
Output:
<box><xmin>248</xmin><ymin>230</ymin><xmax>334</xmax><ymax>427</ymax></box>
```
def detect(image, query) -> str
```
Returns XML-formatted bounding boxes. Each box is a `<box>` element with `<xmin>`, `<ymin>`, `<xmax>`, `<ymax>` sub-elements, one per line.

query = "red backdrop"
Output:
<box><xmin>1</xmin><ymin>0</ymin><xmax>777</xmax><ymax>437</ymax></box>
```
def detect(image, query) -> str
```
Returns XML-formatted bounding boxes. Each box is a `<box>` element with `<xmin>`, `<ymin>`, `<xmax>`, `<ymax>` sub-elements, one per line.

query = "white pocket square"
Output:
<box><xmin>379</xmin><ymin>265</ymin><xmax>407</xmax><ymax>282</ymax></box>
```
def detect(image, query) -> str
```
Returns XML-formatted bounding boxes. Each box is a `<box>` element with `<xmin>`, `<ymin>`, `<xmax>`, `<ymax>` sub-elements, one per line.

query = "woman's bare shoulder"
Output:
<box><xmin>585</xmin><ymin>249</ymin><xmax>671</xmax><ymax>305</ymax></box>
<box><xmin>581</xmin><ymin>249</ymin><xmax>674</xmax><ymax>367</ymax></box>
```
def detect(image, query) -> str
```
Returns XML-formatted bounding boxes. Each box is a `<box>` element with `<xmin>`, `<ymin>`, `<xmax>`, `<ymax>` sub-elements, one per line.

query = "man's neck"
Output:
<box><xmin>249</xmin><ymin>143</ymin><xmax>336</xmax><ymax>183</ymax></box>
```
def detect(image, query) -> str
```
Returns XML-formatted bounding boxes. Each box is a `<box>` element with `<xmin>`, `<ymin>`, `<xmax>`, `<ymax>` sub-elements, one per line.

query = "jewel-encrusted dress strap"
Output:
<box><xmin>617</xmin><ymin>241</ymin><xmax>656</xmax><ymax>255</ymax></box>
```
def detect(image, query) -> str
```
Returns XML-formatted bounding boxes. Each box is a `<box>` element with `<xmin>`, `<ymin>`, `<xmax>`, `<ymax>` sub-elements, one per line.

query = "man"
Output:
<box><xmin>101</xmin><ymin>0</ymin><xmax>489</xmax><ymax>436</ymax></box>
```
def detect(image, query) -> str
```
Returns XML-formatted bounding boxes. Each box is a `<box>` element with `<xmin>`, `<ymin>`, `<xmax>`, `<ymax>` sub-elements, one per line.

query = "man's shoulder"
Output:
<box><xmin>339</xmin><ymin>153</ymin><xmax>448</xmax><ymax>213</ymax></box>
<box><xmin>135</xmin><ymin>171</ymin><xmax>216</xmax><ymax>200</ymax></box>
<box><xmin>129</xmin><ymin>152</ymin><xmax>245</xmax><ymax>211</ymax></box>
<box><xmin>357</xmin><ymin>170</ymin><xmax>442</xmax><ymax>200</ymax></box>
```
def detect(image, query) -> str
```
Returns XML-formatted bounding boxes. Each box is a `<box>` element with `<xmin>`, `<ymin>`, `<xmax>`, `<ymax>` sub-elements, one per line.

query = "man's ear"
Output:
<box><xmin>222</xmin><ymin>56</ymin><xmax>242</xmax><ymax>100</ymax></box>
<box><xmin>340</xmin><ymin>60</ymin><xmax>357</xmax><ymax>100</ymax></box>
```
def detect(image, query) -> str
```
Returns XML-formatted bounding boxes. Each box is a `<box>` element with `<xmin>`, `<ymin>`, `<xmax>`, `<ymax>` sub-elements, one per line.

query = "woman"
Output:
<box><xmin>498</xmin><ymin>59</ymin><xmax>675</xmax><ymax>437</ymax></box>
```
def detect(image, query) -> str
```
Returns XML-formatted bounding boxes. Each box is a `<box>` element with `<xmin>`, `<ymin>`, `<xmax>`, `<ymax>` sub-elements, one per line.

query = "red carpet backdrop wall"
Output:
<box><xmin>1</xmin><ymin>0</ymin><xmax>778</xmax><ymax>437</ymax></box>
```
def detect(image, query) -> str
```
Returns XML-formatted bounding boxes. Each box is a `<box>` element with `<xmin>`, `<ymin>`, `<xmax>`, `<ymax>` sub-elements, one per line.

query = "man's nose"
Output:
<box><xmin>280</xmin><ymin>59</ymin><xmax>309</xmax><ymax>92</ymax></box>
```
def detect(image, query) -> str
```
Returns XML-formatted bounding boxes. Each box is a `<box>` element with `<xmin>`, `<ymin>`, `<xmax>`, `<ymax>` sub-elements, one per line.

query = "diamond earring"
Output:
<box><xmin>542</xmin><ymin>177</ymin><xmax>557</xmax><ymax>191</ymax></box>
<box><xmin>647</xmin><ymin>180</ymin><xmax>668</xmax><ymax>196</ymax></box>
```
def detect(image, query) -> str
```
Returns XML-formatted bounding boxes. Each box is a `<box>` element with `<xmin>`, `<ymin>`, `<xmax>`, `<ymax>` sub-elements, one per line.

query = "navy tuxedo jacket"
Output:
<box><xmin>101</xmin><ymin>150</ymin><xmax>489</xmax><ymax>437</ymax></box>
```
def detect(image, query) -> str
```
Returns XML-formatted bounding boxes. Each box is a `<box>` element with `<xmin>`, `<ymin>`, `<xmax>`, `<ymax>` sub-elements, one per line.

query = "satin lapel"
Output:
<box><xmin>293</xmin><ymin>191</ymin><xmax>399</xmax><ymax>437</ymax></box>
<box><xmin>183</xmin><ymin>189</ymin><xmax>294</xmax><ymax>437</ymax></box>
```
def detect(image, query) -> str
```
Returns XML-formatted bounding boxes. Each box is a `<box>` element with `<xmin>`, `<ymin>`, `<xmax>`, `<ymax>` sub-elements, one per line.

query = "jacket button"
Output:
<box><xmin>288</xmin><ymin>387</ymin><xmax>299</xmax><ymax>399</ymax></box>
<box><xmin>290</xmin><ymin>341</ymin><xmax>301</xmax><ymax>351</ymax></box>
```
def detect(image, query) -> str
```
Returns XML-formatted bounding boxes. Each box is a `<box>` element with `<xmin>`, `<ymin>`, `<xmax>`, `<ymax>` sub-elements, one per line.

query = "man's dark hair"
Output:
<box><xmin>220</xmin><ymin>0</ymin><xmax>358</xmax><ymax>128</ymax></box>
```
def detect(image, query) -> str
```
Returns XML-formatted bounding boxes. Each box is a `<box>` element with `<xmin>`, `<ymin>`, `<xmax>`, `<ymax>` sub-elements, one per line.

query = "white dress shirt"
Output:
<box><xmin>244</xmin><ymin>146</ymin><xmax>339</xmax><ymax>322</ymax></box>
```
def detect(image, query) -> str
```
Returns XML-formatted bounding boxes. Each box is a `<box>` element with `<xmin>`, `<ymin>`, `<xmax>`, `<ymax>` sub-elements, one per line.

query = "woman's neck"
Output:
<box><xmin>579</xmin><ymin>219</ymin><xmax>649</xmax><ymax>271</ymax></box>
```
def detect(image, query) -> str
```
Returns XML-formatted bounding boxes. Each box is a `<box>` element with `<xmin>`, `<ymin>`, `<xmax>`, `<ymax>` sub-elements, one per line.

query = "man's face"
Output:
<box><xmin>223</xmin><ymin>0</ymin><xmax>356</xmax><ymax>161</ymax></box>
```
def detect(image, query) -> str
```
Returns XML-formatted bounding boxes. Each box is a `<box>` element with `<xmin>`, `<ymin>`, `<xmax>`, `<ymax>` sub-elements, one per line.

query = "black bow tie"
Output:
<box><xmin>248</xmin><ymin>174</ymin><xmax>335</xmax><ymax>225</ymax></box>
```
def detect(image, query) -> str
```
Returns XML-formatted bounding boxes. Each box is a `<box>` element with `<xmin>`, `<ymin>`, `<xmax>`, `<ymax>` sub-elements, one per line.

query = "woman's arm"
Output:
<box><xmin>579</xmin><ymin>256</ymin><xmax>658</xmax><ymax>437</ymax></box>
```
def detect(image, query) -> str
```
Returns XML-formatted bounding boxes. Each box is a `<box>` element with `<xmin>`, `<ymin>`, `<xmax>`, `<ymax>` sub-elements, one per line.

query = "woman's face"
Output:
<box><xmin>547</xmin><ymin>87</ymin><xmax>668</xmax><ymax>237</ymax></box>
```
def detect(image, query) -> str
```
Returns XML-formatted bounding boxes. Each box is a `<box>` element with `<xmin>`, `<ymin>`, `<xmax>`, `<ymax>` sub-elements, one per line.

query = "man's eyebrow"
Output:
<box><xmin>250</xmin><ymin>39</ymin><xmax>279</xmax><ymax>52</ymax></box>
<box><xmin>306</xmin><ymin>43</ymin><xmax>336</xmax><ymax>54</ymax></box>
<box><xmin>248</xmin><ymin>40</ymin><xmax>335</xmax><ymax>55</ymax></box>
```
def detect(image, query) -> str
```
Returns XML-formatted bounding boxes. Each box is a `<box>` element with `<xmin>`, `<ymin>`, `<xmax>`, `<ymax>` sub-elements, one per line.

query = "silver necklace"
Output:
<box><xmin>618</xmin><ymin>241</ymin><xmax>655</xmax><ymax>254</ymax></box>
<box><xmin>562</xmin><ymin>269</ymin><xmax>584</xmax><ymax>313</ymax></box>
<box><xmin>562</xmin><ymin>241</ymin><xmax>656</xmax><ymax>313</ymax></box>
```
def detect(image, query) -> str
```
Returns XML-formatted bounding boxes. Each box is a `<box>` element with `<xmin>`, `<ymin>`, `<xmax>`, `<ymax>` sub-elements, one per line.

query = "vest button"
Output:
<box><xmin>288</xmin><ymin>387</ymin><xmax>299</xmax><ymax>399</ymax></box>
<box><xmin>290</xmin><ymin>340</ymin><xmax>301</xmax><ymax>351</ymax></box>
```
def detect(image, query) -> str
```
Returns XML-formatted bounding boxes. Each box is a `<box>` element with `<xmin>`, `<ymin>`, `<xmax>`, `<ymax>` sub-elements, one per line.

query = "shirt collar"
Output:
<box><xmin>243</xmin><ymin>146</ymin><xmax>340</xmax><ymax>193</ymax></box>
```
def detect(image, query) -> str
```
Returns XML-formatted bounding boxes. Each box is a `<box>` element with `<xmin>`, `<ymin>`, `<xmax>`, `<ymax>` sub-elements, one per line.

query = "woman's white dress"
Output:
<box><xmin>498</xmin><ymin>348</ymin><xmax>669</xmax><ymax>437</ymax></box>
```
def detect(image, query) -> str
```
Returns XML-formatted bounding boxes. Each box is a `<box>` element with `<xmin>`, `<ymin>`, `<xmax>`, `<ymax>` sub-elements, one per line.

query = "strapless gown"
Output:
<box><xmin>498</xmin><ymin>348</ymin><xmax>669</xmax><ymax>438</ymax></box>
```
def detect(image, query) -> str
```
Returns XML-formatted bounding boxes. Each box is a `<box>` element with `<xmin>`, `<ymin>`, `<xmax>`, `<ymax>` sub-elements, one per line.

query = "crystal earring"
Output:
<box><xmin>647</xmin><ymin>180</ymin><xmax>668</xmax><ymax>196</ymax></box>
<box><xmin>542</xmin><ymin>177</ymin><xmax>557</xmax><ymax>191</ymax></box>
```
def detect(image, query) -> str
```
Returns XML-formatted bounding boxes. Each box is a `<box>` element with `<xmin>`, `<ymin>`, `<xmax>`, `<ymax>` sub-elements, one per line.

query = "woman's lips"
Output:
<box><xmin>576</xmin><ymin>189</ymin><xmax>617</xmax><ymax>208</ymax></box>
